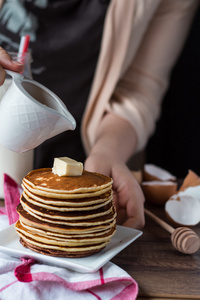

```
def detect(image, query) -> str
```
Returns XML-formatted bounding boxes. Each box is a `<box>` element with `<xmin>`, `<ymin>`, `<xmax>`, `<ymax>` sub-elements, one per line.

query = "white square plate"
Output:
<box><xmin>0</xmin><ymin>224</ymin><xmax>142</xmax><ymax>273</ymax></box>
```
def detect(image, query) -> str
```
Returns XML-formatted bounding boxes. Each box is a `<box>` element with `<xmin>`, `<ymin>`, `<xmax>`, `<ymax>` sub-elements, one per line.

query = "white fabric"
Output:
<box><xmin>0</xmin><ymin>212</ymin><xmax>138</xmax><ymax>300</ymax></box>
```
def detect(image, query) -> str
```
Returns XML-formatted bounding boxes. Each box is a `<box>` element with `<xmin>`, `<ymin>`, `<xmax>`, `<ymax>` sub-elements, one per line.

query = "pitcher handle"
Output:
<box><xmin>5</xmin><ymin>69</ymin><xmax>24</xmax><ymax>82</ymax></box>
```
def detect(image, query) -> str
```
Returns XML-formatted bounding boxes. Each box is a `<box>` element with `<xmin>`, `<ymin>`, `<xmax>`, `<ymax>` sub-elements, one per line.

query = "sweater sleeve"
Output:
<box><xmin>105</xmin><ymin>0</ymin><xmax>199</xmax><ymax>152</ymax></box>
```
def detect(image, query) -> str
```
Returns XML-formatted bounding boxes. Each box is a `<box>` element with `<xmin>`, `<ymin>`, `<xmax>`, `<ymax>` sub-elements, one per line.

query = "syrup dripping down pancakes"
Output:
<box><xmin>15</xmin><ymin>168</ymin><xmax>116</xmax><ymax>258</ymax></box>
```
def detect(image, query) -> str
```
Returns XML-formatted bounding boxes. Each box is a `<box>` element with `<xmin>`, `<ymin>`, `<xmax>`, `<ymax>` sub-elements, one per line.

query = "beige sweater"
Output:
<box><xmin>81</xmin><ymin>0</ymin><xmax>199</xmax><ymax>154</ymax></box>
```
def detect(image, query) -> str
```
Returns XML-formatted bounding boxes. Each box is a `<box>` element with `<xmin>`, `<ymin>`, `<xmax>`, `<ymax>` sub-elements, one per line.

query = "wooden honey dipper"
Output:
<box><xmin>144</xmin><ymin>208</ymin><xmax>200</xmax><ymax>254</ymax></box>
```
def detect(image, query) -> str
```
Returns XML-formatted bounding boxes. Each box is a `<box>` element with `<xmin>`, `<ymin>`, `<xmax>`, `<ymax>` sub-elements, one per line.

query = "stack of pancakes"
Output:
<box><xmin>15</xmin><ymin>168</ymin><xmax>116</xmax><ymax>258</ymax></box>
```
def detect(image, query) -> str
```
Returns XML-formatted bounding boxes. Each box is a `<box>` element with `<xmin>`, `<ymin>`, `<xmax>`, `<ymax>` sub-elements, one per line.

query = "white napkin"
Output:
<box><xmin>0</xmin><ymin>253</ymin><xmax>138</xmax><ymax>300</ymax></box>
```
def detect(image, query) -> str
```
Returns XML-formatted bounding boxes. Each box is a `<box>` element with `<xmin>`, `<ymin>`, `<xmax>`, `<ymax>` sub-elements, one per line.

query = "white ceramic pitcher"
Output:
<box><xmin>0</xmin><ymin>70</ymin><xmax>76</xmax><ymax>153</ymax></box>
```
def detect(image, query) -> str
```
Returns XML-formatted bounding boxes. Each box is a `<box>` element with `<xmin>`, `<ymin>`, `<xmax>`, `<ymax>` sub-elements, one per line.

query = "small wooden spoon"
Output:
<box><xmin>144</xmin><ymin>208</ymin><xmax>200</xmax><ymax>254</ymax></box>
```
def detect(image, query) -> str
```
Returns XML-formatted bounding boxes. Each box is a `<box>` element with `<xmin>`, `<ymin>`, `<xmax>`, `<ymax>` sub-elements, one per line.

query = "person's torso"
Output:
<box><xmin>0</xmin><ymin>0</ymin><xmax>110</xmax><ymax>166</ymax></box>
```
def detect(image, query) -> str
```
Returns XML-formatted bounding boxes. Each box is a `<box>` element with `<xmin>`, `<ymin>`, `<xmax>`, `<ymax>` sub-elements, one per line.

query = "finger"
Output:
<box><xmin>0</xmin><ymin>65</ymin><xmax>6</xmax><ymax>86</ymax></box>
<box><xmin>116</xmin><ymin>206</ymin><xmax>145</xmax><ymax>229</ymax></box>
<box><xmin>116</xmin><ymin>207</ymin><xmax>127</xmax><ymax>224</ymax></box>
<box><xmin>125</xmin><ymin>192</ymin><xmax>145</xmax><ymax>229</ymax></box>
<box><xmin>122</xmin><ymin>216</ymin><xmax>145</xmax><ymax>230</ymax></box>
<box><xmin>84</xmin><ymin>155</ymin><xmax>110</xmax><ymax>176</ymax></box>
<box><xmin>0</xmin><ymin>47</ymin><xmax>24</xmax><ymax>73</ymax></box>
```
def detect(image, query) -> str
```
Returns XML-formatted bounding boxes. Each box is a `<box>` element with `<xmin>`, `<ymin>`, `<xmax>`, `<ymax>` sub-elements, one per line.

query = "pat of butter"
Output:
<box><xmin>52</xmin><ymin>157</ymin><xmax>83</xmax><ymax>176</ymax></box>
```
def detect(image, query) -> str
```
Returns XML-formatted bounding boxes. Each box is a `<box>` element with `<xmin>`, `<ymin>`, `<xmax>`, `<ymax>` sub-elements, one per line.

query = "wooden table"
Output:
<box><xmin>1</xmin><ymin>199</ymin><xmax>200</xmax><ymax>299</ymax></box>
<box><xmin>112</xmin><ymin>202</ymin><xmax>200</xmax><ymax>300</ymax></box>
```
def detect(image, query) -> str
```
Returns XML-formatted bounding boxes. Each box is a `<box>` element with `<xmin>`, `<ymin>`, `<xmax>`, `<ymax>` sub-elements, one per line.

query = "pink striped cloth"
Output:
<box><xmin>0</xmin><ymin>174</ymin><xmax>21</xmax><ymax>230</ymax></box>
<box><xmin>0</xmin><ymin>174</ymin><xmax>138</xmax><ymax>300</ymax></box>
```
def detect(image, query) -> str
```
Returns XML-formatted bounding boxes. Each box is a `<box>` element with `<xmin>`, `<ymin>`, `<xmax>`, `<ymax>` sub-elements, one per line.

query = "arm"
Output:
<box><xmin>83</xmin><ymin>0</ymin><xmax>199</xmax><ymax>154</ymax></box>
<box><xmin>84</xmin><ymin>0</ymin><xmax>199</xmax><ymax>229</ymax></box>
<box><xmin>85</xmin><ymin>113</ymin><xmax>145</xmax><ymax>229</ymax></box>
<box><xmin>107</xmin><ymin>0</ymin><xmax>199</xmax><ymax>152</ymax></box>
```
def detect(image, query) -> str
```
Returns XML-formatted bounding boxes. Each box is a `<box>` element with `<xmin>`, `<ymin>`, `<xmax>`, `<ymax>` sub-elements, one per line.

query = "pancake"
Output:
<box><xmin>22</xmin><ymin>190</ymin><xmax>113</xmax><ymax>210</ymax></box>
<box><xmin>17</xmin><ymin>203</ymin><xmax>116</xmax><ymax>226</ymax></box>
<box><xmin>23</xmin><ymin>168</ymin><xmax>112</xmax><ymax>195</ymax></box>
<box><xmin>18</xmin><ymin>207</ymin><xmax>116</xmax><ymax>234</ymax></box>
<box><xmin>19</xmin><ymin>220</ymin><xmax>113</xmax><ymax>238</ymax></box>
<box><xmin>15</xmin><ymin>164</ymin><xmax>117</xmax><ymax>258</ymax></box>
<box><xmin>20</xmin><ymin>238</ymin><xmax>107</xmax><ymax>258</ymax></box>
<box><xmin>22</xmin><ymin>181</ymin><xmax>111</xmax><ymax>199</ymax></box>
<box><xmin>20</xmin><ymin>195</ymin><xmax>114</xmax><ymax>221</ymax></box>
<box><xmin>15</xmin><ymin>221</ymin><xmax>116</xmax><ymax>246</ymax></box>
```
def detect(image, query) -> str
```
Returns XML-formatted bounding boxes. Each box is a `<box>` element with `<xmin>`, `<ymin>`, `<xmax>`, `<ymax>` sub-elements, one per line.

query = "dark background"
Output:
<box><xmin>146</xmin><ymin>6</ymin><xmax>200</xmax><ymax>179</ymax></box>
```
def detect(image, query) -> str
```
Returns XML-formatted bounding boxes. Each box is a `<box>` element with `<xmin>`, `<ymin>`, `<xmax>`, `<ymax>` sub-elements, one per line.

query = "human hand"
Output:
<box><xmin>85</xmin><ymin>153</ymin><xmax>145</xmax><ymax>229</ymax></box>
<box><xmin>0</xmin><ymin>47</ymin><xmax>24</xmax><ymax>86</ymax></box>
